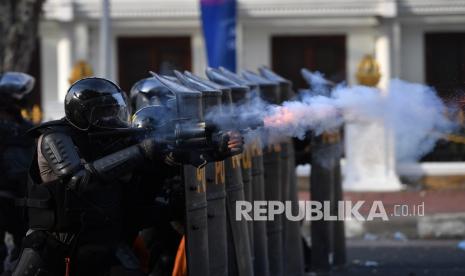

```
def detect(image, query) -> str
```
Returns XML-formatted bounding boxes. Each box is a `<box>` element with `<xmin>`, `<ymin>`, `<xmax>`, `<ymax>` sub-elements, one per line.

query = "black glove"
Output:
<box><xmin>68</xmin><ymin>168</ymin><xmax>92</xmax><ymax>194</ymax></box>
<box><xmin>139</xmin><ymin>137</ymin><xmax>164</xmax><ymax>161</ymax></box>
<box><xmin>226</xmin><ymin>131</ymin><xmax>244</xmax><ymax>155</ymax></box>
<box><xmin>211</xmin><ymin>131</ymin><xmax>244</xmax><ymax>158</ymax></box>
<box><xmin>210</xmin><ymin>131</ymin><xmax>230</xmax><ymax>156</ymax></box>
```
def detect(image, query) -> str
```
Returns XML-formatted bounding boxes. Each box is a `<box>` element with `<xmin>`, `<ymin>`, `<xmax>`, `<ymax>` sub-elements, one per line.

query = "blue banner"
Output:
<box><xmin>200</xmin><ymin>0</ymin><xmax>237</xmax><ymax>72</ymax></box>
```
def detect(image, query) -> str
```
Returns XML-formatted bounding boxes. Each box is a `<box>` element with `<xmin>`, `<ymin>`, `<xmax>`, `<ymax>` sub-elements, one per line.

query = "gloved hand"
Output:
<box><xmin>138</xmin><ymin>137</ymin><xmax>165</xmax><ymax>160</ymax></box>
<box><xmin>206</xmin><ymin>130</ymin><xmax>244</xmax><ymax>161</ymax></box>
<box><xmin>226</xmin><ymin>131</ymin><xmax>244</xmax><ymax>155</ymax></box>
<box><xmin>68</xmin><ymin>168</ymin><xmax>92</xmax><ymax>193</ymax></box>
<box><xmin>216</xmin><ymin>130</ymin><xmax>244</xmax><ymax>155</ymax></box>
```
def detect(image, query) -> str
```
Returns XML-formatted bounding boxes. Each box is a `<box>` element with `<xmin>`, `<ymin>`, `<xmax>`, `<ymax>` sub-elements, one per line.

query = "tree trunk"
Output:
<box><xmin>0</xmin><ymin>0</ymin><xmax>45</xmax><ymax>72</ymax></box>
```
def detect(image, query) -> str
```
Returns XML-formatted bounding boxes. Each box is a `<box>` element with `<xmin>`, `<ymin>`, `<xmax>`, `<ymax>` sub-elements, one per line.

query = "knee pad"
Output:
<box><xmin>14</xmin><ymin>231</ymin><xmax>67</xmax><ymax>276</ymax></box>
<box><xmin>11</xmin><ymin>248</ymin><xmax>44</xmax><ymax>276</ymax></box>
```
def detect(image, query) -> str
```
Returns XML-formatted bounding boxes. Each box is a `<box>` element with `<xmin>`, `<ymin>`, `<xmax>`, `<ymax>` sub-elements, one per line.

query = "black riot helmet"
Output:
<box><xmin>65</xmin><ymin>77</ymin><xmax>130</xmax><ymax>130</ymax></box>
<box><xmin>132</xmin><ymin>105</ymin><xmax>167</xmax><ymax>130</ymax></box>
<box><xmin>259</xmin><ymin>66</ymin><xmax>295</xmax><ymax>103</ymax></box>
<box><xmin>0</xmin><ymin>72</ymin><xmax>35</xmax><ymax>101</ymax></box>
<box><xmin>130</xmin><ymin>76</ymin><xmax>174</xmax><ymax>111</ymax></box>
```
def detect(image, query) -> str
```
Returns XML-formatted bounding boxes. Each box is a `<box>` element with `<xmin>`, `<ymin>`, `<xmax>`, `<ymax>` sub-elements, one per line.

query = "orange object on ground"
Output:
<box><xmin>172</xmin><ymin>235</ymin><xmax>187</xmax><ymax>276</ymax></box>
<box><xmin>133</xmin><ymin>235</ymin><xmax>150</xmax><ymax>273</ymax></box>
<box><xmin>64</xmin><ymin>257</ymin><xmax>70</xmax><ymax>276</ymax></box>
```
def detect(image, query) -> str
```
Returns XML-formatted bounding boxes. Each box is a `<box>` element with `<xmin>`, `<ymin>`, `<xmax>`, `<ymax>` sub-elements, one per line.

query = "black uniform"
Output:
<box><xmin>130</xmin><ymin>77</ymin><xmax>186</xmax><ymax>276</ymax></box>
<box><xmin>13</xmin><ymin>78</ymin><xmax>163</xmax><ymax>276</ymax></box>
<box><xmin>130</xmin><ymin>74</ymin><xmax>242</xmax><ymax>276</ymax></box>
<box><xmin>0</xmin><ymin>72</ymin><xmax>35</xmax><ymax>276</ymax></box>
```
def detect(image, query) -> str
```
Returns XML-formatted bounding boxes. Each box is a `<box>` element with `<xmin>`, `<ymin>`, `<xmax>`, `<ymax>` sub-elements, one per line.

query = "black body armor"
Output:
<box><xmin>0</xmin><ymin>72</ymin><xmax>36</xmax><ymax>275</ymax></box>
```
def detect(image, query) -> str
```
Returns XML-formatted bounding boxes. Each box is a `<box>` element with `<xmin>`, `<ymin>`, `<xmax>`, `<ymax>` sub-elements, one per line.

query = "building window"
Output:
<box><xmin>272</xmin><ymin>35</ymin><xmax>346</xmax><ymax>90</ymax></box>
<box><xmin>423</xmin><ymin>33</ymin><xmax>465</xmax><ymax>162</ymax></box>
<box><xmin>117</xmin><ymin>36</ymin><xmax>191</xmax><ymax>93</ymax></box>
<box><xmin>425</xmin><ymin>32</ymin><xmax>465</xmax><ymax>100</ymax></box>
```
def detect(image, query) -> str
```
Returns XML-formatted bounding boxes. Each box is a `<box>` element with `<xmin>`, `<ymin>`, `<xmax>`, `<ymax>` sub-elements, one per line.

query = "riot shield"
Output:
<box><xmin>250</xmin><ymin>138</ymin><xmax>270</xmax><ymax>276</ymax></box>
<box><xmin>183</xmin><ymin>166</ymin><xmax>210</xmax><ymax>276</ymax></box>
<box><xmin>205</xmin><ymin>161</ymin><xmax>228</xmax><ymax>276</ymax></box>
<box><xmin>155</xmin><ymin>75</ymin><xmax>211</xmax><ymax>276</ymax></box>
<box><xmin>241</xmin><ymin>70</ymin><xmax>284</xmax><ymax>276</ymax></box>
<box><xmin>241</xmin><ymin>145</ymin><xmax>254</xmax><ymax>264</ymax></box>
<box><xmin>205</xmin><ymin>68</ymin><xmax>255</xmax><ymax>276</ymax></box>
<box><xmin>260</xmin><ymin>66</ymin><xmax>304</xmax><ymax>276</ymax></box>
<box><xmin>282</xmin><ymin>141</ymin><xmax>305</xmax><ymax>276</ymax></box>
<box><xmin>176</xmin><ymin>71</ymin><xmax>229</xmax><ymax>276</ymax></box>
<box><xmin>309</xmin><ymin>131</ymin><xmax>345</xmax><ymax>273</ymax></box>
<box><xmin>262</xmin><ymin>144</ymin><xmax>284</xmax><ymax>276</ymax></box>
<box><xmin>225</xmin><ymin>155</ymin><xmax>254</xmax><ymax>276</ymax></box>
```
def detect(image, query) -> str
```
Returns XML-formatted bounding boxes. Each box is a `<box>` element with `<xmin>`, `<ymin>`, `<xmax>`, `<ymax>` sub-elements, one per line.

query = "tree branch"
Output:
<box><xmin>1</xmin><ymin>0</ymin><xmax>45</xmax><ymax>72</ymax></box>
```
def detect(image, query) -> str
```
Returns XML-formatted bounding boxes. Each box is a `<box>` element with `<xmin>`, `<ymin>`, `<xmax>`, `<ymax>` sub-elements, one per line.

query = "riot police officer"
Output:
<box><xmin>0</xmin><ymin>72</ymin><xmax>35</xmax><ymax>276</ymax></box>
<box><xmin>129</xmin><ymin>74</ymin><xmax>244</xmax><ymax>276</ymax></box>
<box><xmin>13</xmin><ymin>78</ymin><xmax>166</xmax><ymax>276</ymax></box>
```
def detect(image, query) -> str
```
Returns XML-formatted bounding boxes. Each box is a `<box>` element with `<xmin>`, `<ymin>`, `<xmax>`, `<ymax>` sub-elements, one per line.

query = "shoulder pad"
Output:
<box><xmin>40</xmin><ymin>132</ymin><xmax>82</xmax><ymax>177</ymax></box>
<box><xmin>27</xmin><ymin>118</ymin><xmax>71</xmax><ymax>138</ymax></box>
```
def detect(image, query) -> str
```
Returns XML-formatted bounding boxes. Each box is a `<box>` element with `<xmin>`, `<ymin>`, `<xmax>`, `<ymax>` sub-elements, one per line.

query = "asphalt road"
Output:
<box><xmin>326</xmin><ymin>239</ymin><xmax>465</xmax><ymax>276</ymax></box>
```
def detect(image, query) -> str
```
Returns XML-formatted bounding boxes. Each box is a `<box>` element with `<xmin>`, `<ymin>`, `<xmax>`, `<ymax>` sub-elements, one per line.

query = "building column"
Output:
<box><xmin>343</xmin><ymin>20</ymin><xmax>402</xmax><ymax>191</ymax></box>
<box><xmin>241</xmin><ymin>26</ymin><xmax>269</xmax><ymax>71</ymax></box>
<box><xmin>391</xmin><ymin>20</ymin><xmax>401</xmax><ymax>78</ymax></box>
<box><xmin>57</xmin><ymin>32</ymin><xmax>72</xmax><ymax>103</ymax></box>
<box><xmin>40</xmin><ymin>22</ymin><xmax>73</xmax><ymax>120</ymax></box>
<box><xmin>343</xmin><ymin>117</ymin><xmax>402</xmax><ymax>191</ymax></box>
<box><xmin>192</xmin><ymin>30</ymin><xmax>207</xmax><ymax>76</ymax></box>
<box><xmin>99</xmin><ymin>0</ymin><xmax>111</xmax><ymax>79</ymax></box>
<box><xmin>73</xmin><ymin>22</ymin><xmax>89</xmax><ymax>61</ymax></box>
<box><xmin>376</xmin><ymin>18</ymin><xmax>401</xmax><ymax>89</ymax></box>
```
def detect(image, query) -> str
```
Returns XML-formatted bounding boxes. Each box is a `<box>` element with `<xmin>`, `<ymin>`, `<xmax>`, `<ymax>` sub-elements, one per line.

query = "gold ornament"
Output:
<box><xmin>69</xmin><ymin>60</ymin><xmax>94</xmax><ymax>84</ymax></box>
<box><xmin>21</xmin><ymin>104</ymin><xmax>42</xmax><ymax>124</ymax></box>
<box><xmin>356</xmin><ymin>55</ymin><xmax>381</xmax><ymax>87</ymax></box>
<box><xmin>31</xmin><ymin>105</ymin><xmax>42</xmax><ymax>124</ymax></box>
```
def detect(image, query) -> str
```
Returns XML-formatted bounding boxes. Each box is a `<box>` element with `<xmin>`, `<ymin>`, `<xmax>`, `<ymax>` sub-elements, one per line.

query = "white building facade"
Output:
<box><xmin>39</xmin><ymin>0</ymin><xmax>465</xmax><ymax>120</ymax></box>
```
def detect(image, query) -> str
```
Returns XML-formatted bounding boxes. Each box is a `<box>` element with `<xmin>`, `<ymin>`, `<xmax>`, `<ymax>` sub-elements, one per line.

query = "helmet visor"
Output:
<box><xmin>88</xmin><ymin>93</ymin><xmax>130</xmax><ymax>129</ymax></box>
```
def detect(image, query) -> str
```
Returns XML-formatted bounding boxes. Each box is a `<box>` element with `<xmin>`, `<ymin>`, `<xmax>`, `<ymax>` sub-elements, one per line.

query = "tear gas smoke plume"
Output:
<box><xmin>206</xmin><ymin>70</ymin><xmax>455</xmax><ymax>163</ymax></box>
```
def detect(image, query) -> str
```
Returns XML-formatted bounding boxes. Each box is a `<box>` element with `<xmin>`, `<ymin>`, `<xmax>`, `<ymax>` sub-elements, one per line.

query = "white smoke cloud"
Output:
<box><xmin>207</xmin><ymin>73</ymin><xmax>455</xmax><ymax>162</ymax></box>
<box><xmin>384</xmin><ymin>80</ymin><xmax>453</xmax><ymax>161</ymax></box>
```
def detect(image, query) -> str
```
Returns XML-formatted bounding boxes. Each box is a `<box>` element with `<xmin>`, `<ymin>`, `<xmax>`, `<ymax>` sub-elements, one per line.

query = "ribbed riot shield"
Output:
<box><xmin>175</xmin><ymin>70</ymin><xmax>230</xmax><ymax>276</ymax></box>
<box><xmin>250</xmin><ymin>138</ymin><xmax>270</xmax><ymax>276</ymax></box>
<box><xmin>241</xmin><ymin>69</ymin><xmax>284</xmax><ymax>276</ymax></box>
<box><xmin>279</xmin><ymin>141</ymin><xmax>291</xmax><ymax>269</ymax></box>
<box><xmin>283</xmin><ymin>141</ymin><xmax>305</xmax><ymax>276</ymax></box>
<box><xmin>205</xmin><ymin>67</ymin><xmax>256</xmax><ymax>276</ymax></box>
<box><xmin>183</xmin><ymin>166</ymin><xmax>210</xmax><ymax>276</ymax></box>
<box><xmin>309</xmin><ymin>131</ymin><xmax>345</xmax><ymax>272</ymax></box>
<box><xmin>309</xmin><ymin>135</ymin><xmax>333</xmax><ymax>272</ymax></box>
<box><xmin>241</xmin><ymin>146</ymin><xmax>254</xmax><ymax>264</ymax></box>
<box><xmin>330</xmin><ymin>132</ymin><xmax>346</xmax><ymax>267</ymax></box>
<box><xmin>225</xmin><ymin>155</ymin><xmax>254</xmax><ymax>276</ymax></box>
<box><xmin>259</xmin><ymin>67</ymin><xmax>305</xmax><ymax>276</ymax></box>
<box><xmin>154</xmin><ymin>74</ymin><xmax>211</xmax><ymax>276</ymax></box>
<box><xmin>263</xmin><ymin>144</ymin><xmax>283</xmax><ymax>276</ymax></box>
<box><xmin>205</xmin><ymin>161</ymin><xmax>228</xmax><ymax>276</ymax></box>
